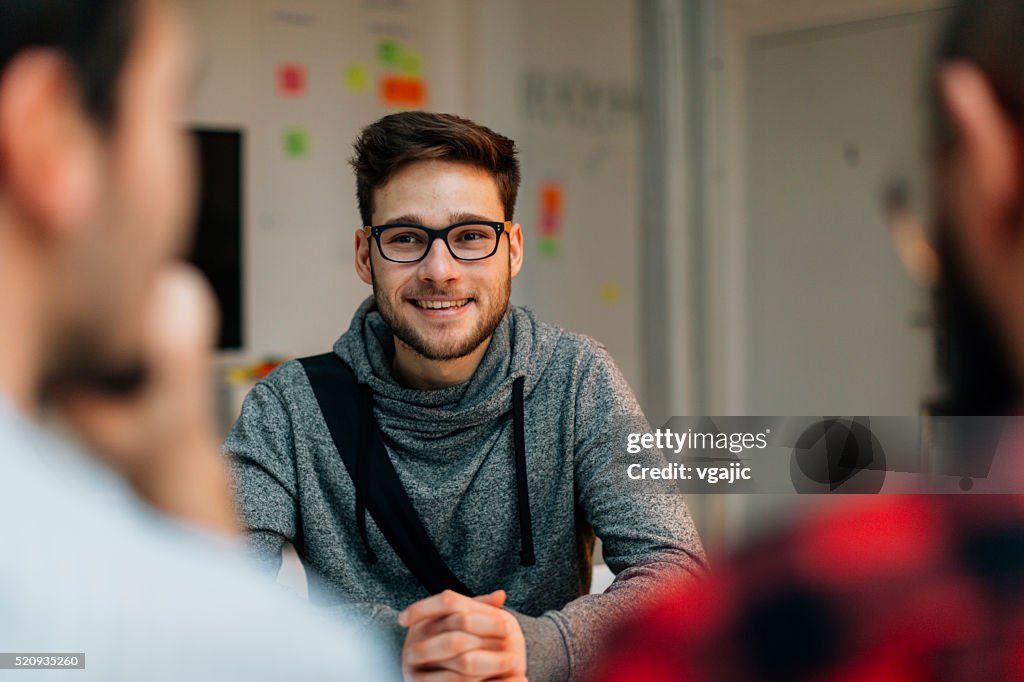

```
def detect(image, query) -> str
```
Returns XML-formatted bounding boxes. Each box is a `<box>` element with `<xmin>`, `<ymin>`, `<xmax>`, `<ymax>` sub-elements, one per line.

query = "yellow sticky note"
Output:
<box><xmin>344</xmin><ymin>63</ymin><xmax>370</xmax><ymax>93</ymax></box>
<box><xmin>599</xmin><ymin>281</ymin><xmax>621</xmax><ymax>305</ymax></box>
<box><xmin>397</xmin><ymin>50</ymin><xmax>423</xmax><ymax>76</ymax></box>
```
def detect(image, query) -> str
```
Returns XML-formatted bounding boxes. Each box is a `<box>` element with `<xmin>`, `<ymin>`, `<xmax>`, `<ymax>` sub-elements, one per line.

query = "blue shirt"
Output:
<box><xmin>0</xmin><ymin>395</ymin><xmax>398</xmax><ymax>681</ymax></box>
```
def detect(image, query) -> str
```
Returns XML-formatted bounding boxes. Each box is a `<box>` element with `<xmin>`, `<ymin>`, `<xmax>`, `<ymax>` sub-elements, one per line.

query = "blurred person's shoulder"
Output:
<box><xmin>0</xmin><ymin>398</ymin><xmax>396</xmax><ymax>681</ymax></box>
<box><xmin>592</xmin><ymin>495</ymin><xmax>1024</xmax><ymax>681</ymax></box>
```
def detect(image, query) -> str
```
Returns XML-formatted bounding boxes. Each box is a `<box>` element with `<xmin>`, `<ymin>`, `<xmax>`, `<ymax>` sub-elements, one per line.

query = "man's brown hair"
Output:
<box><xmin>0</xmin><ymin>0</ymin><xmax>137</xmax><ymax>129</ymax></box>
<box><xmin>350</xmin><ymin>111</ymin><xmax>521</xmax><ymax>226</ymax></box>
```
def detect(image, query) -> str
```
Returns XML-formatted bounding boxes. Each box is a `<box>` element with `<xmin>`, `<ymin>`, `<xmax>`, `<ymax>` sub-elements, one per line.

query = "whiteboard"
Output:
<box><xmin>186</xmin><ymin>0</ymin><xmax>644</xmax><ymax>399</ymax></box>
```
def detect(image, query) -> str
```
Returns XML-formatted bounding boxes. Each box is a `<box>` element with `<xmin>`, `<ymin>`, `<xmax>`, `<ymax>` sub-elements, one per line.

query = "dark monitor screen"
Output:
<box><xmin>188</xmin><ymin>128</ymin><xmax>243</xmax><ymax>351</ymax></box>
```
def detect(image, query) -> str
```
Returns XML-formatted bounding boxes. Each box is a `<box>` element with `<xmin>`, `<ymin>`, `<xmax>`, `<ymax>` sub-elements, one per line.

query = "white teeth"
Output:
<box><xmin>415</xmin><ymin>299</ymin><xmax>469</xmax><ymax>310</ymax></box>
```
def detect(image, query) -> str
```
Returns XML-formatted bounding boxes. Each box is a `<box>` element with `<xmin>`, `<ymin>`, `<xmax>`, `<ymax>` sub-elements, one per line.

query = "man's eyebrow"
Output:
<box><xmin>379</xmin><ymin>214</ymin><xmax>428</xmax><ymax>226</ymax></box>
<box><xmin>449</xmin><ymin>211</ymin><xmax>502</xmax><ymax>224</ymax></box>
<box><xmin>376</xmin><ymin>212</ymin><xmax>502</xmax><ymax>226</ymax></box>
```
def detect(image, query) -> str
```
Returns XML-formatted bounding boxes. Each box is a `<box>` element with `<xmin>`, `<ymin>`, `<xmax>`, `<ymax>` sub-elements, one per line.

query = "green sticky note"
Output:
<box><xmin>283</xmin><ymin>128</ymin><xmax>309</xmax><ymax>159</ymax></box>
<box><xmin>397</xmin><ymin>50</ymin><xmax>423</xmax><ymax>76</ymax></box>
<box><xmin>538</xmin><ymin>236</ymin><xmax>560</xmax><ymax>257</ymax></box>
<box><xmin>377</xmin><ymin>39</ymin><xmax>400</xmax><ymax>67</ymax></box>
<box><xmin>344</xmin><ymin>63</ymin><xmax>370</xmax><ymax>93</ymax></box>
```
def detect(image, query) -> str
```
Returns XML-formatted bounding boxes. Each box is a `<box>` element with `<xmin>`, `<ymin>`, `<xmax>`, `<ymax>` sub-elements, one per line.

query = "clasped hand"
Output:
<box><xmin>399</xmin><ymin>589</ymin><xmax>527</xmax><ymax>682</ymax></box>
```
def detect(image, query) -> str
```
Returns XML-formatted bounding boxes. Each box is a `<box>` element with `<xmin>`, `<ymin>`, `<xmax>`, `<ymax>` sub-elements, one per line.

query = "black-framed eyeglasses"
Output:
<box><xmin>364</xmin><ymin>220</ymin><xmax>510</xmax><ymax>263</ymax></box>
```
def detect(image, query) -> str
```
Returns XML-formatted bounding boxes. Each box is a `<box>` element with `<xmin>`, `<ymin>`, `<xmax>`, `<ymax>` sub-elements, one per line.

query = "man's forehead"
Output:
<box><xmin>378</xmin><ymin>211</ymin><xmax>500</xmax><ymax>226</ymax></box>
<box><xmin>397</xmin><ymin>159</ymin><xmax>496</xmax><ymax>183</ymax></box>
<box><xmin>373</xmin><ymin>162</ymin><xmax>504</xmax><ymax>224</ymax></box>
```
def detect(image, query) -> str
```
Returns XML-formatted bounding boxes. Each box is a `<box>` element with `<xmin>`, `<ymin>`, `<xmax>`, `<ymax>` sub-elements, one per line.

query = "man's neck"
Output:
<box><xmin>391</xmin><ymin>336</ymin><xmax>492</xmax><ymax>390</ymax></box>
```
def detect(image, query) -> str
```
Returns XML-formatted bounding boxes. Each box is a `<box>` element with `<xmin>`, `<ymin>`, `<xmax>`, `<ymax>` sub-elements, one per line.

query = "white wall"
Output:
<box><xmin>701</xmin><ymin>0</ymin><xmax>949</xmax><ymax>549</ymax></box>
<box><xmin>186</xmin><ymin>0</ymin><xmax>646</xmax><ymax>402</ymax></box>
<box><xmin>187</xmin><ymin>0</ymin><xmax>475</xmax><ymax>362</ymax></box>
<box><xmin>512</xmin><ymin>0</ymin><xmax>643</xmax><ymax>390</ymax></box>
<box><xmin>708</xmin><ymin>0</ymin><xmax>949</xmax><ymax>415</ymax></box>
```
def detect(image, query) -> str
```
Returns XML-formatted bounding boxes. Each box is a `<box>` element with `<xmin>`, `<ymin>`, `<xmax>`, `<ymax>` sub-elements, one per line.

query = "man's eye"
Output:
<box><xmin>457</xmin><ymin>231</ymin><xmax>486</xmax><ymax>241</ymax></box>
<box><xmin>386</xmin><ymin>232</ymin><xmax>424</xmax><ymax>244</ymax></box>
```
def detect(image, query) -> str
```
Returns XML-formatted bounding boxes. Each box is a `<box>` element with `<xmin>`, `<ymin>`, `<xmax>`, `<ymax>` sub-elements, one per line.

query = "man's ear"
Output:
<box><xmin>355</xmin><ymin>228</ymin><xmax>374</xmax><ymax>285</ymax></box>
<box><xmin>939</xmin><ymin>62</ymin><xmax>1023</xmax><ymax>255</ymax></box>
<box><xmin>509</xmin><ymin>222</ymin><xmax>524</xmax><ymax>278</ymax></box>
<box><xmin>0</xmin><ymin>48</ymin><xmax>102</xmax><ymax>238</ymax></box>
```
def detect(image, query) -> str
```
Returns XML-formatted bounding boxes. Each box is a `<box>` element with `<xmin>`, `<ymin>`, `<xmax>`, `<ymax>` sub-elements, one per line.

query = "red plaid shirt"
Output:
<box><xmin>591</xmin><ymin>496</ymin><xmax>1024</xmax><ymax>681</ymax></box>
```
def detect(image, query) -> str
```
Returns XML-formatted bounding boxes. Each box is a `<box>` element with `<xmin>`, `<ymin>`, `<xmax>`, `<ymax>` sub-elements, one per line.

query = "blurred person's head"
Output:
<box><xmin>932</xmin><ymin>0</ymin><xmax>1024</xmax><ymax>414</ymax></box>
<box><xmin>0</xmin><ymin>0</ymin><xmax>194</xmax><ymax>402</ymax></box>
<box><xmin>351</xmin><ymin>112</ymin><xmax>523</xmax><ymax>364</ymax></box>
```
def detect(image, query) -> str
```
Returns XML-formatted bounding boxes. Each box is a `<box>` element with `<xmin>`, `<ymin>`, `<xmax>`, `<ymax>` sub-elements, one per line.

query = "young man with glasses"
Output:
<box><xmin>225</xmin><ymin>111</ymin><xmax>706</xmax><ymax>681</ymax></box>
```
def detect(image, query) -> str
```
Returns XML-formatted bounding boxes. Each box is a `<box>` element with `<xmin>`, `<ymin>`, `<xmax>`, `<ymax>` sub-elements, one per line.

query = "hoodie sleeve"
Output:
<box><xmin>223</xmin><ymin>380</ymin><xmax>301</xmax><ymax>578</ymax></box>
<box><xmin>518</xmin><ymin>343</ymin><xmax>708</xmax><ymax>681</ymax></box>
<box><xmin>224</xmin><ymin>379</ymin><xmax>411</xmax><ymax>654</ymax></box>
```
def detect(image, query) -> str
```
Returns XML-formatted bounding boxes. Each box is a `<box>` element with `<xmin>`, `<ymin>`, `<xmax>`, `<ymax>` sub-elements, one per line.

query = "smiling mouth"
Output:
<box><xmin>411</xmin><ymin>298</ymin><xmax>472</xmax><ymax>310</ymax></box>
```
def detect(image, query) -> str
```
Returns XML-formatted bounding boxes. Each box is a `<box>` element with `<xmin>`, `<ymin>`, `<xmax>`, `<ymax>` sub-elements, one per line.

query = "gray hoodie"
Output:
<box><xmin>225</xmin><ymin>298</ymin><xmax>706</xmax><ymax>680</ymax></box>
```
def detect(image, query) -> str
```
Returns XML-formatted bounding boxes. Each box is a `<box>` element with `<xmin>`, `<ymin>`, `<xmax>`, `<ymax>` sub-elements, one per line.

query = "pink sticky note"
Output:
<box><xmin>277</xmin><ymin>63</ymin><xmax>307</xmax><ymax>96</ymax></box>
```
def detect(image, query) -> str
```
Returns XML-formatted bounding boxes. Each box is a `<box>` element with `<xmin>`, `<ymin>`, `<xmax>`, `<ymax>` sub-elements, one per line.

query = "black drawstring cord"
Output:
<box><xmin>357</xmin><ymin>384</ymin><xmax>378</xmax><ymax>564</ymax></box>
<box><xmin>512</xmin><ymin>376</ymin><xmax>536</xmax><ymax>566</ymax></box>
<box><xmin>355</xmin><ymin>378</ymin><xmax>535</xmax><ymax>570</ymax></box>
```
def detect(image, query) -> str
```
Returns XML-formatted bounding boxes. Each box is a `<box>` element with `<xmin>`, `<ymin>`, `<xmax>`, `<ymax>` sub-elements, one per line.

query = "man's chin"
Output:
<box><xmin>399</xmin><ymin>330</ymin><xmax>484</xmax><ymax>362</ymax></box>
<box><xmin>375</xmin><ymin>288</ymin><xmax>509</xmax><ymax>364</ymax></box>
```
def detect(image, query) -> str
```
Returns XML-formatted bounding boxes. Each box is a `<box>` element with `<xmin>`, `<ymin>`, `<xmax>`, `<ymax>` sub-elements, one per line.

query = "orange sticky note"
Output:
<box><xmin>540</xmin><ymin>182</ymin><xmax>563</xmax><ymax>214</ymax></box>
<box><xmin>380</xmin><ymin>76</ymin><xmax>427</xmax><ymax>107</ymax></box>
<box><xmin>538</xmin><ymin>181</ymin><xmax>565</xmax><ymax>238</ymax></box>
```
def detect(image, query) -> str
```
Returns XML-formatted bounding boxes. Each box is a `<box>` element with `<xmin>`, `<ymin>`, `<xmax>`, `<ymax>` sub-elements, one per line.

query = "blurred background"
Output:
<box><xmin>184</xmin><ymin>0</ymin><xmax>950</xmax><ymax>565</ymax></box>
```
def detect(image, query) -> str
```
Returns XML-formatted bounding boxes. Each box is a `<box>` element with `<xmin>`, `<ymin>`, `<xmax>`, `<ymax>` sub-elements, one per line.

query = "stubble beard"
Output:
<box><xmin>371</xmin><ymin>265</ymin><xmax>511</xmax><ymax>362</ymax></box>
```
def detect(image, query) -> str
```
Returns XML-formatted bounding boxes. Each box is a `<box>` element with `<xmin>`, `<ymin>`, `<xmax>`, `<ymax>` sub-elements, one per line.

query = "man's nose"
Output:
<box><xmin>418</xmin><ymin>237</ymin><xmax>459</xmax><ymax>283</ymax></box>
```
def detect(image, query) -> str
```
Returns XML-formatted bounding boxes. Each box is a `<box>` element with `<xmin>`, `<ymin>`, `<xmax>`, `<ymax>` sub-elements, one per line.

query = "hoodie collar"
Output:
<box><xmin>333</xmin><ymin>297</ymin><xmax>560</xmax><ymax>429</ymax></box>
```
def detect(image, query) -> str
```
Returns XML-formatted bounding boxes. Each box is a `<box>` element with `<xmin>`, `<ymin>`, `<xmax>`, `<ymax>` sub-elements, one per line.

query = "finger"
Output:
<box><xmin>142</xmin><ymin>263</ymin><xmax>218</xmax><ymax>385</ymax></box>
<box><xmin>406</xmin><ymin>630</ymin><xmax>490</xmax><ymax>667</ymax></box>
<box><xmin>408</xmin><ymin>670</ymin><xmax>484</xmax><ymax>682</ymax></box>
<box><xmin>432</xmin><ymin>649</ymin><xmax>521</xmax><ymax>678</ymax></box>
<box><xmin>399</xmin><ymin>590</ymin><xmax>481</xmax><ymax>627</ymax></box>
<box><xmin>473</xmin><ymin>590</ymin><xmax>506</xmax><ymax>608</ymax></box>
<box><xmin>421</xmin><ymin>609</ymin><xmax>513</xmax><ymax>639</ymax></box>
